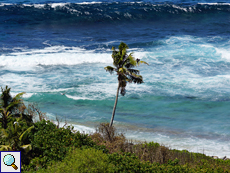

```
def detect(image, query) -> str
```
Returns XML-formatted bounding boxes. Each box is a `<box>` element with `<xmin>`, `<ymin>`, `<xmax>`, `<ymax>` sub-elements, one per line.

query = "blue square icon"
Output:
<box><xmin>0</xmin><ymin>151</ymin><xmax>21</xmax><ymax>173</ymax></box>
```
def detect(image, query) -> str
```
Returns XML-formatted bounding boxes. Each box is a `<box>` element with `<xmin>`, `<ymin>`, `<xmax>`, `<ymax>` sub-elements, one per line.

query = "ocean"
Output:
<box><xmin>0</xmin><ymin>0</ymin><xmax>230</xmax><ymax>157</ymax></box>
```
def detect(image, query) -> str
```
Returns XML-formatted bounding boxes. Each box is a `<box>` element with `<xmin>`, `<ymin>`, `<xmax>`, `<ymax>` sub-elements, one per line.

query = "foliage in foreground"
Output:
<box><xmin>25</xmin><ymin>122</ymin><xmax>230</xmax><ymax>173</ymax></box>
<box><xmin>26</xmin><ymin>148</ymin><xmax>230</xmax><ymax>173</ymax></box>
<box><xmin>28</xmin><ymin>147</ymin><xmax>115</xmax><ymax>173</ymax></box>
<box><xmin>22</xmin><ymin>120</ymin><xmax>107</xmax><ymax>171</ymax></box>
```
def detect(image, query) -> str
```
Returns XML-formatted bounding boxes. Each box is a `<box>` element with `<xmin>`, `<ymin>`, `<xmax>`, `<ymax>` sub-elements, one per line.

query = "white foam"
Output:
<box><xmin>52</xmin><ymin>121</ymin><xmax>95</xmax><ymax>133</ymax></box>
<box><xmin>76</xmin><ymin>2</ymin><xmax>103</xmax><ymax>5</ymax></box>
<box><xmin>215</xmin><ymin>47</ymin><xmax>230</xmax><ymax>61</ymax></box>
<box><xmin>22</xmin><ymin>93</ymin><xmax>35</xmax><ymax>98</ymax></box>
<box><xmin>0</xmin><ymin>46</ymin><xmax>112</xmax><ymax>70</ymax></box>
<box><xmin>0</xmin><ymin>73</ymin><xmax>47</xmax><ymax>92</ymax></box>
<box><xmin>198</xmin><ymin>3</ymin><xmax>230</xmax><ymax>6</ymax></box>
<box><xmin>66</xmin><ymin>94</ymin><xmax>94</xmax><ymax>100</ymax></box>
<box><xmin>0</xmin><ymin>2</ymin><xmax>103</xmax><ymax>8</ymax></box>
<box><xmin>0</xmin><ymin>3</ymin><xmax>12</xmax><ymax>7</ymax></box>
<box><xmin>49</xmin><ymin>3</ymin><xmax>70</xmax><ymax>8</ymax></box>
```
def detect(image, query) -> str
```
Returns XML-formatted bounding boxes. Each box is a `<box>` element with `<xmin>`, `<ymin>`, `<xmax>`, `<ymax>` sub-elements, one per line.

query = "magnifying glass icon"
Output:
<box><xmin>3</xmin><ymin>154</ymin><xmax>18</xmax><ymax>170</ymax></box>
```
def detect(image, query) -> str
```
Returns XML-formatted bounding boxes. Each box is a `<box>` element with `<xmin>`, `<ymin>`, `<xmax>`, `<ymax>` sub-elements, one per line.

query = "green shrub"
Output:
<box><xmin>108</xmin><ymin>152</ymin><xmax>155</xmax><ymax>172</ymax></box>
<box><xmin>26</xmin><ymin>120</ymin><xmax>96</xmax><ymax>170</ymax></box>
<box><xmin>34</xmin><ymin>147</ymin><xmax>115</xmax><ymax>173</ymax></box>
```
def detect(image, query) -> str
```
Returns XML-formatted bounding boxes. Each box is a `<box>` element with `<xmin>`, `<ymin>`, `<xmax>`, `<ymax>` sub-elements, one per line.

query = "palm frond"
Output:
<box><xmin>13</xmin><ymin>92</ymin><xmax>25</xmax><ymax>101</ymax></box>
<box><xmin>128</xmin><ymin>74</ymin><xmax>143</xmax><ymax>84</ymax></box>
<box><xmin>123</xmin><ymin>54</ymin><xmax>137</xmax><ymax>68</ymax></box>
<box><xmin>119</xmin><ymin>42</ymin><xmax>129</xmax><ymax>52</ymax></box>
<box><xmin>6</xmin><ymin>102</ymin><xmax>19</xmax><ymax>111</ymax></box>
<box><xmin>19</xmin><ymin>125</ymin><xmax>34</xmax><ymax>142</ymax></box>
<box><xmin>0</xmin><ymin>145</ymin><xmax>10</xmax><ymax>151</ymax></box>
<box><xmin>104</xmin><ymin>66</ymin><xmax>116</xmax><ymax>74</ymax></box>
<box><xmin>0</xmin><ymin>128</ymin><xmax>8</xmax><ymax>138</ymax></box>
<box><xmin>126</xmin><ymin>78</ymin><xmax>132</xmax><ymax>83</ymax></box>
<box><xmin>138</xmin><ymin>60</ymin><xmax>149</xmax><ymax>66</ymax></box>
<box><xmin>118</xmin><ymin>67</ymin><xmax>128</xmax><ymax>74</ymax></box>
<box><xmin>121</xmin><ymin>49</ymin><xmax>127</xmax><ymax>59</ymax></box>
<box><xmin>1</xmin><ymin>86</ymin><xmax>12</xmax><ymax>108</ymax></box>
<box><xmin>127</xmin><ymin>68</ymin><xmax>140</xmax><ymax>75</ymax></box>
<box><xmin>128</xmin><ymin>53</ymin><xmax>137</xmax><ymax>65</ymax></box>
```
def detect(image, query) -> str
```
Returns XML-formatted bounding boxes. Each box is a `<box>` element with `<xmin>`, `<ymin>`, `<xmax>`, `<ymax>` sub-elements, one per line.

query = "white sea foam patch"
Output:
<box><xmin>198</xmin><ymin>3</ymin><xmax>230</xmax><ymax>5</ymax></box>
<box><xmin>0</xmin><ymin>73</ymin><xmax>47</xmax><ymax>92</ymax></box>
<box><xmin>215</xmin><ymin>47</ymin><xmax>230</xmax><ymax>61</ymax></box>
<box><xmin>65</xmin><ymin>94</ymin><xmax>95</xmax><ymax>100</ymax></box>
<box><xmin>52</xmin><ymin>121</ymin><xmax>95</xmax><ymax>133</ymax></box>
<box><xmin>22</xmin><ymin>93</ymin><xmax>35</xmax><ymax>98</ymax></box>
<box><xmin>146</xmin><ymin>74</ymin><xmax>230</xmax><ymax>100</ymax></box>
<box><xmin>77</xmin><ymin>1</ymin><xmax>103</xmax><ymax>5</ymax></box>
<box><xmin>0</xmin><ymin>3</ymin><xmax>12</xmax><ymax>7</ymax></box>
<box><xmin>0</xmin><ymin>46</ymin><xmax>112</xmax><ymax>70</ymax></box>
<box><xmin>0</xmin><ymin>2</ymin><xmax>103</xmax><ymax>9</ymax></box>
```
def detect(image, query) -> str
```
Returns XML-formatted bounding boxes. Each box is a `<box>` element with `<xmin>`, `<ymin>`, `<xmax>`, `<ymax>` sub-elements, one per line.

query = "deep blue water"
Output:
<box><xmin>1</xmin><ymin>0</ymin><xmax>230</xmax><ymax>157</ymax></box>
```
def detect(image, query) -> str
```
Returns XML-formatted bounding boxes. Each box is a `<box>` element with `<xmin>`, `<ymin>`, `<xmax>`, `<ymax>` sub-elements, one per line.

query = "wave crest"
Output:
<box><xmin>0</xmin><ymin>2</ymin><xmax>230</xmax><ymax>24</ymax></box>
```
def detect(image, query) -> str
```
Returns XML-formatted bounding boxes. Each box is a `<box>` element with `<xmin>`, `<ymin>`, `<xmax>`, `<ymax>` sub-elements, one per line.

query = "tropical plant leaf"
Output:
<box><xmin>138</xmin><ymin>60</ymin><xmax>149</xmax><ymax>66</ymax></box>
<box><xmin>13</xmin><ymin>92</ymin><xmax>25</xmax><ymax>100</ymax></box>
<box><xmin>0</xmin><ymin>128</ymin><xmax>8</xmax><ymax>138</ymax></box>
<box><xmin>127</xmin><ymin>69</ymin><xmax>140</xmax><ymax>75</ymax></box>
<box><xmin>21</xmin><ymin>144</ymin><xmax>32</xmax><ymax>153</ymax></box>
<box><xmin>128</xmin><ymin>74</ymin><xmax>143</xmax><ymax>84</ymax></box>
<box><xmin>0</xmin><ymin>145</ymin><xmax>10</xmax><ymax>151</ymax></box>
<box><xmin>104</xmin><ymin>66</ymin><xmax>116</xmax><ymax>74</ymax></box>
<box><xmin>19</xmin><ymin>125</ymin><xmax>34</xmax><ymax>142</ymax></box>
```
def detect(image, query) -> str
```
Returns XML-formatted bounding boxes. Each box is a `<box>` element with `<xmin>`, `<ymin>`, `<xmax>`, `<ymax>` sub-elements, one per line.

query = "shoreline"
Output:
<box><xmin>50</xmin><ymin>120</ymin><xmax>230</xmax><ymax>159</ymax></box>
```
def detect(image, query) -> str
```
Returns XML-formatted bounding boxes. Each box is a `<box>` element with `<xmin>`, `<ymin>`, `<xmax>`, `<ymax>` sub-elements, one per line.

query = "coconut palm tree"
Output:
<box><xmin>0</xmin><ymin>86</ymin><xmax>25</xmax><ymax>129</ymax></box>
<box><xmin>104</xmin><ymin>42</ymin><xmax>148</xmax><ymax>127</ymax></box>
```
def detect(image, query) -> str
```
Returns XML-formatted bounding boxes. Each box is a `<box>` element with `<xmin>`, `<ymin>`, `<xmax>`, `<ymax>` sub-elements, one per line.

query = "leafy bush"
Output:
<box><xmin>26</xmin><ymin>120</ymin><xmax>96</xmax><ymax>170</ymax></box>
<box><xmin>32</xmin><ymin>148</ymin><xmax>115</xmax><ymax>173</ymax></box>
<box><xmin>108</xmin><ymin>152</ymin><xmax>155</xmax><ymax>172</ymax></box>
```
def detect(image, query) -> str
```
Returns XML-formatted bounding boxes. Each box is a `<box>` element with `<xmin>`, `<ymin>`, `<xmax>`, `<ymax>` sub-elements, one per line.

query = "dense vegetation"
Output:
<box><xmin>1</xmin><ymin>86</ymin><xmax>230</xmax><ymax>173</ymax></box>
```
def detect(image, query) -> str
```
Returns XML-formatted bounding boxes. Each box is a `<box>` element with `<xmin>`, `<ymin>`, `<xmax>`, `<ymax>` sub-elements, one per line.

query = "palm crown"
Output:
<box><xmin>0</xmin><ymin>86</ymin><xmax>25</xmax><ymax>129</ymax></box>
<box><xmin>105</xmin><ymin>42</ymin><xmax>148</xmax><ymax>96</ymax></box>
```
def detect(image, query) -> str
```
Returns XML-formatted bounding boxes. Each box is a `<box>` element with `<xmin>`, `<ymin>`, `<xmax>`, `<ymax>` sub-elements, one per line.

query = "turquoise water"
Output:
<box><xmin>0</xmin><ymin>0</ymin><xmax>230</xmax><ymax>157</ymax></box>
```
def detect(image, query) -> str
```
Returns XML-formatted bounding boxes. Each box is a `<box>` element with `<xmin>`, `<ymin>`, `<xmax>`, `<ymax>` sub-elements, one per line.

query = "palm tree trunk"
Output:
<box><xmin>2</xmin><ymin>116</ymin><xmax>7</xmax><ymax>129</ymax></box>
<box><xmin>2</xmin><ymin>109</ymin><xmax>7</xmax><ymax>129</ymax></box>
<box><xmin>109</xmin><ymin>82</ymin><xmax>120</xmax><ymax>127</ymax></box>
